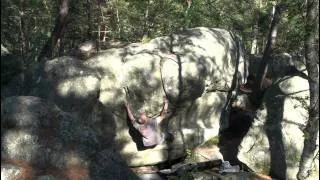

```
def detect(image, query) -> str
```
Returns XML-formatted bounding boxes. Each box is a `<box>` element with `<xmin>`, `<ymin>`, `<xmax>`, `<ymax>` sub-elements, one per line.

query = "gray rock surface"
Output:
<box><xmin>236</xmin><ymin>54</ymin><xmax>319</xmax><ymax>180</ymax></box>
<box><xmin>27</xmin><ymin>27</ymin><xmax>247</xmax><ymax>166</ymax></box>
<box><xmin>1</xmin><ymin>96</ymin><xmax>139</xmax><ymax>180</ymax></box>
<box><xmin>1</xmin><ymin>44</ymin><xmax>10</xmax><ymax>56</ymax></box>
<box><xmin>1</xmin><ymin>164</ymin><xmax>22</xmax><ymax>180</ymax></box>
<box><xmin>2</xmin><ymin>27</ymin><xmax>318</xmax><ymax>179</ymax></box>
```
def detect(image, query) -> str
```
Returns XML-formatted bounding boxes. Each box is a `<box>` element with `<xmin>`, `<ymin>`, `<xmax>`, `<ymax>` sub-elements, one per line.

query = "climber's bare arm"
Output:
<box><xmin>159</xmin><ymin>96</ymin><xmax>169</xmax><ymax>122</ymax></box>
<box><xmin>124</xmin><ymin>103</ymin><xmax>135</xmax><ymax>121</ymax></box>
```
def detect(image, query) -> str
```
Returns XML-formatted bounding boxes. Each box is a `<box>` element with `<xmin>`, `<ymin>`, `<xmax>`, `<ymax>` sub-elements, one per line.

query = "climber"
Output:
<box><xmin>239</xmin><ymin>74</ymin><xmax>273</xmax><ymax>109</ymax></box>
<box><xmin>239</xmin><ymin>74</ymin><xmax>273</xmax><ymax>93</ymax></box>
<box><xmin>124</xmin><ymin>96</ymin><xmax>174</xmax><ymax>147</ymax></box>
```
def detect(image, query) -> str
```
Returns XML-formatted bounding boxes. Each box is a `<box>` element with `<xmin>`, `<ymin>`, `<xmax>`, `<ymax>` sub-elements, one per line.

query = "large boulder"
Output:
<box><xmin>1</xmin><ymin>54</ymin><xmax>22</xmax><ymax>86</ymax></box>
<box><xmin>29</xmin><ymin>27</ymin><xmax>248</xmax><ymax>166</ymax></box>
<box><xmin>236</xmin><ymin>54</ymin><xmax>319</xmax><ymax>179</ymax></box>
<box><xmin>1</xmin><ymin>96</ymin><xmax>139</xmax><ymax>180</ymax></box>
<box><xmin>69</xmin><ymin>40</ymin><xmax>99</xmax><ymax>60</ymax></box>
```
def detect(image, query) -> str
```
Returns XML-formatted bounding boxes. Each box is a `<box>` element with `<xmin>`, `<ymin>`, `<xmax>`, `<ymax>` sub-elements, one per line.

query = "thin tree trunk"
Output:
<box><xmin>116</xmin><ymin>0</ymin><xmax>121</xmax><ymax>38</ymax></box>
<box><xmin>102</xmin><ymin>26</ymin><xmax>107</xmax><ymax>42</ymax></box>
<box><xmin>142</xmin><ymin>0</ymin><xmax>151</xmax><ymax>39</ymax></box>
<box><xmin>86</xmin><ymin>0</ymin><xmax>92</xmax><ymax>39</ymax></box>
<box><xmin>58</xmin><ymin>38</ymin><xmax>65</xmax><ymax>57</ymax></box>
<box><xmin>297</xmin><ymin>0</ymin><xmax>319</xmax><ymax>179</ymax></box>
<box><xmin>19</xmin><ymin>16</ymin><xmax>25</xmax><ymax>95</ymax></box>
<box><xmin>19</xmin><ymin>0</ymin><xmax>28</xmax><ymax>95</ymax></box>
<box><xmin>184</xmin><ymin>0</ymin><xmax>192</xmax><ymax>28</ymax></box>
<box><xmin>97</xmin><ymin>25</ymin><xmax>101</xmax><ymax>50</ymax></box>
<box><xmin>256</xmin><ymin>2</ymin><xmax>284</xmax><ymax>88</ymax></box>
<box><xmin>185</xmin><ymin>0</ymin><xmax>192</xmax><ymax>17</ymax></box>
<box><xmin>251</xmin><ymin>9</ymin><xmax>260</xmax><ymax>55</ymax></box>
<box><xmin>98</xmin><ymin>2</ymin><xmax>104</xmax><ymax>50</ymax></box>
<box><xmin>38</xmin><ymin>0</ymin><xmax>69</xmax><ymax>61</ymax></box>
<box><xmin>250</xmin><ymin>1</ymin><xmax>285</xmax><ymax>109</ymax></box>
<box><xmin>19</xmin><ymin>16</ymin><xmax>26</xmax><ymax>59</ymax></box>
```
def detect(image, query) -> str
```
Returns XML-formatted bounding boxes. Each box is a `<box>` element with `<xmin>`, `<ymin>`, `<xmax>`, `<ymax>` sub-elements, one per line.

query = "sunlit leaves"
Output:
<box><xmin>1</xmin><ymin>0</ymin><xmax>315</xmax><ymax>64</ymax></box>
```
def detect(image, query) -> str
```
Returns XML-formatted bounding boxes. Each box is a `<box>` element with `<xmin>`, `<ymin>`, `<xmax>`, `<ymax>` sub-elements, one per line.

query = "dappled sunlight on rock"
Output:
<box><xmin>236</xmin><ymin>55</ymin><xmax>318</xmax><ymax>179</ymax></box>
<box><xmin>2</xmin><ymin>130</ymin><xmax>39</xmax><ymax>163</ymax></box>
<box><xmin>279</xmin><ymin>76</ymin><xmax>309</xmax><ymax>94</ymax></box>
<box><xmin>283</xmin><ymin>97</ymin><xmax>308</xmax><ymax>127</ymax></box>
<box><xmin>24</xmin><ymin>27</ymin><xmax>247</xmax><ymax>168</ymax></box>
<box><xmin>65</xmin><ymin>151</ymin><xmax>87</xmax><ymax>167</ymax></box>
<box><xmin>238</xmin><ymin>126</ymin><xmax>271</xmax><ymax>173</ymax></box>
<box><xmin>1</xmin><ymin>164</ymin><xmax>22</xmax><ymax>180</ymax></box>
<box><xmin>1</xmin><ymin>96</ymin><xmax>138</xmax><ymax>179</ymax></box>
<box><xmin>57</xmin><ymin>75</ymin><xmax>99</xmax><ymax>98</ymax></box>
<box><xmin>120</xmin><ymin>142</ymin><xmax>180</xmax><ymax>166</ymax></box>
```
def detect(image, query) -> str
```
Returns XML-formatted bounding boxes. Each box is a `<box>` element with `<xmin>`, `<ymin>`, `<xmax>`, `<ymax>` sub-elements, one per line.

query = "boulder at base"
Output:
<box><xmin>28</xmin><ymin>27</ymin><xmax>248</xmax><ymax>166</ymax></box>
<box><xmin>236</xmin><ymin>54</ymin><xmax>319</xmax><ymax>180</ymax></box>
<box><xmin>1</xmin><ymin>96</ymin><xmax>139</xmax><ymax>180</ymax></box>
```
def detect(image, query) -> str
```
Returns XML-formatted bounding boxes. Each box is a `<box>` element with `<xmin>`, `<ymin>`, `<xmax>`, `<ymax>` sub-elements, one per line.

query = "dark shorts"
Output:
<box><xmin>163</xmin><ymin>131</ymin><xmax>174</xmax><ymax>142</ymax></box>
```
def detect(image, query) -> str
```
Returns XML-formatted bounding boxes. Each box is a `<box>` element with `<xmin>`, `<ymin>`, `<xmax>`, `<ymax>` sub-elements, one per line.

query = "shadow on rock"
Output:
<box><xmin>1</xmin><ymin>96</ymin><xmax>139</xmax><ymax>179</ymax></box>
<box><xmin>218</xmin><ymin>107</ymin><xmax>254</xmax><ymax>171</ymax></box>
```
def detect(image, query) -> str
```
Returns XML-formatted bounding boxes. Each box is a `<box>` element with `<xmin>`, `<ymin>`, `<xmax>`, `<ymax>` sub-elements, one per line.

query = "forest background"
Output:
<box><xmin>1</xmin><ymin>0</ymin><xmax>318</xmax><ymax>179</ymax></box>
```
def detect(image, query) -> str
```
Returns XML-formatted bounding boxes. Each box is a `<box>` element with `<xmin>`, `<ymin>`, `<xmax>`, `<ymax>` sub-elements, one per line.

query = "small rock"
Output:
<box><xmin>139</xmin><ymin>173</ymin><xmax>164</xmax><ymax>180</ymax></box>
<box><xmin>1</xmin><ymin>164</ymin><xmax>22</xmax><ymax>180</ymax></box>
<box><xmin>37</xmin><ymin>175</ymin><xmax>60</xmax><ymax>180</ymax></box>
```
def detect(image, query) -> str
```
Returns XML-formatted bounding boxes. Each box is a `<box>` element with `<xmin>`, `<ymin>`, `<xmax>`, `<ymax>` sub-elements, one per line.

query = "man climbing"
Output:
<box><xmin>124</xmin><ymin>96</ymin><xmax>174</xmax><ymax>148</ymax></box>
<box><xmin>239</xmin><ymin>74</ymin><xmax>273</xmax><ymax>94</ymax></box>
<box><xmin>239</xmin><ymin>74</ymin><xmax>273</xmax><ymax>109</ymax></box>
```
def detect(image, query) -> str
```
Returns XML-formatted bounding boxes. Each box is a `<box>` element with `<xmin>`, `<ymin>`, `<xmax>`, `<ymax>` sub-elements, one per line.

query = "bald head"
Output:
<box><xmin>138</xmin><ymin>112</ymin><xmax>149</xmax><ymax>124</ymax></box>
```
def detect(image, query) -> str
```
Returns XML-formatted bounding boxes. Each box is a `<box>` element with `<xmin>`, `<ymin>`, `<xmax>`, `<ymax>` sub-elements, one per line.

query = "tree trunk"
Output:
<box><xmin>38</xmin><ymin>0</ymin><xmax>69</xmax><ymax>61</ymax></box>
<box><xmin>250</xmin><ymin>1</ymin><xmax>285</xmax><ymax>109</ymax></box>
<box><xmin>19</xmin><ymin>1</ymin><xmax>27</xmax><ymax>95</ymax></box>
<box><xmin>250</xmin><ymin>9</ymin><xmax>260</xmax><ymax>55</ymax></box>
<box><xmin>297</xmin><ymin>0</ymin><xmax>319</xmax><ymax>179</ymax></box>
<box><xmin>97</xmin><ymin>2</ymin><xmax>104</xmax><ymax>50</ymax></box>
<box><xmin>86</xmin><ymin>0</ymin><xmax>92</xmax><ymax>39</ymax></box>
<box><xmin>58</xmin><ymin>38</ymin><xmax>65</xmax><ymax>57</ymax></box>
<box><xmin>142</xmin><ymin>0</ymin><xmax>151</xmax><ymax>39</ymax></box>
<box><xmin>116</xmin><ymin>0</ymin><xmax>121</xmax><ymax>38</ymax></box>
<box><xmin>184</xmin><ymin>0</ymin><xmax>192</xmax><ymax>28</ymax></box>
<box><xmin>256</xmin><ymin>2</ymin><xmax>284</xmax><ymax>88</ymax></box>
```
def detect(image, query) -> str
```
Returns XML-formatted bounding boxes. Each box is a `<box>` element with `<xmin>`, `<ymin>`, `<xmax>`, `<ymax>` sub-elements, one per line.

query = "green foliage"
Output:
<box><xmin>141</xmin><ymin>35</ymin><xmax>152</xmax><ymax>44</ymax></box>
<box><xmin>1</xmin><ymin>0</ymin><xmax>317</xmax><ymax>86</ymax></box>
<box><xmin>291</xmin><ymin>95</ymin><xmax>309</xmax><ymax>111</ymax></box>
<box><xmin>184</xmin><ymin>149</ymin><xmax>198</xmax><ymax>164</ymax></box>
<box><xmin>253</xmin><ymin>154</ymin><xmax>270</xmax><ymax>175</ymax></box>
<box><xmin>276</xmin><ymin>0</ymin><xmax>307</xmax><ymax>54</ymax></box>
<box><xmin>260</xmin><ymin>163</ymin><xmax>270</xmax><ymax>175</ymax></box>
<box><xmin>201</xmin><ymin>135</ymin><xmax>220</xmax><ymax>147</ymax></box>
<box><xmin>168</xmin><ymin>173</ymin><xmax>194</xmax><ymax>180</ymax></box>
<box><xmin>1</xmin><ymin>0</ymin><xmax>56</xmax><ymax>70</ymax></box>
<box><xmin>1</xmin><ymin>2</ymin><xmax>318</xmax><ymax>178</ymax></box>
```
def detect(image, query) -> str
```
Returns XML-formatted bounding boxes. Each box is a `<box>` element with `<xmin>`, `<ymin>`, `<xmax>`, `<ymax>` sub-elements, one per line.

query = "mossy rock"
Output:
<box><xmin>201</xmin><ymin>135</ymin><xmax>220</xmax><ymax>147</ymax></box>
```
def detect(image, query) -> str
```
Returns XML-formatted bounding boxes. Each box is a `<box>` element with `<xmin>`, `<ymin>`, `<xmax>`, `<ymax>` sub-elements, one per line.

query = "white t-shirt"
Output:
<box><xmin>132</xmin><ymin>117</ymin><xmax>164</xmax><ymax>147</ymax></box>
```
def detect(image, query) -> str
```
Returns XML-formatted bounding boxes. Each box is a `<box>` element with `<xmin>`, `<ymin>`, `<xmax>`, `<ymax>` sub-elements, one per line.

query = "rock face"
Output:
<box><xmin>1</xmin><ymin>96</ymin><xmax>139</xmax><ymax>180</ymax></box>
<box><xmin>236</xmin><ymin>54</ymin><xmax>319</xmax><ymax>180</ymax></box>
<box><xmin>27</xmin><ymin>27</ymin><xmax>247</xmax><ymax>166</ymax></box>
<box><xmin>69</xmin><ymin>40</ymin><xmax>99</xmax><ymax>60</ymax></box>
<box><xmin>2</xmin><ymin>28</ymin><xmax>317</xmax><ymax>179</ymax></box>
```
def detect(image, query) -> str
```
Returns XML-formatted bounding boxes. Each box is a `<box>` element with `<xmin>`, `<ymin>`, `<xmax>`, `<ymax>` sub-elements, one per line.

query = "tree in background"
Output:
<box><xmin>38</xmin><ymin>0</ymin><xmax>70</xmax><ymax>61</ymax></box>
<box><xmin>249</xmin><ymin>0</ymin><xmax>285</xmax><ymax>108</ymax></box>
<box><xmin>297</xmin><ymin>0</ymin><xmax>319</xmax><ymax>179</ymax></box>
<box><xmin>1</xmin><ymin>1</ymin><xmax>319</xmax><ymax>177</ymax></box>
